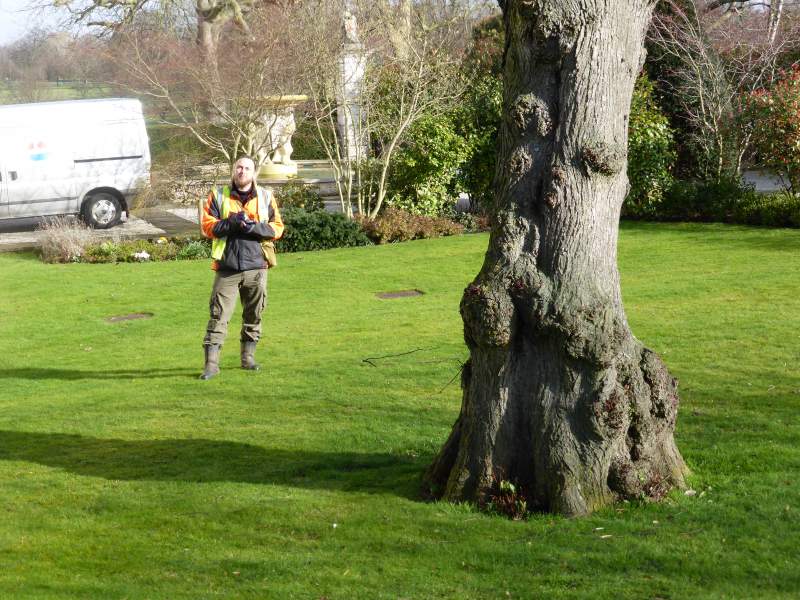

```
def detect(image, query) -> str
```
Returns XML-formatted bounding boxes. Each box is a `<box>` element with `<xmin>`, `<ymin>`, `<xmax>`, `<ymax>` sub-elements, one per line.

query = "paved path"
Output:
<box><xmin>135</xmin><ymin>206</ymin><xmax>199</xmax><ymax>234</ymax></box>
<box><xmin>0</xmin><ymin>207</ymin><xmax>198</xmax><ymax>253</ymax></box>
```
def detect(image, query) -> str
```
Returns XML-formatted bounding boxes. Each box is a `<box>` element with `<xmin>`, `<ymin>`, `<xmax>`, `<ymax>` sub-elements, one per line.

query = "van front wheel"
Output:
<box><xmin>82</xmin><ymin>192</ymin><xmax>121</xmax><ymax>229</ymax></box>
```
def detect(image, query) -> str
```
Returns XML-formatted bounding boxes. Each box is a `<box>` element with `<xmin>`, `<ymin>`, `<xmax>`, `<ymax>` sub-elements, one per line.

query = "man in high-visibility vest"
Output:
<box><xmin>198</xmin><ymin>156</ymin><xmax>284</xmax><ymax>380</ymax></box>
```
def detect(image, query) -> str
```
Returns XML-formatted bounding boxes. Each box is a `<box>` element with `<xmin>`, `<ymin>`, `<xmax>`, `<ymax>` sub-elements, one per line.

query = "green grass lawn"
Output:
<box><xmin>0</xmin><ymin>222</ymin><xmax>798</xmax><ymax>599</ymax></box>
<box><xmin>0</xmin><ymin>83</ymin><xmax>112</xmax><ymax>105</ymax></box>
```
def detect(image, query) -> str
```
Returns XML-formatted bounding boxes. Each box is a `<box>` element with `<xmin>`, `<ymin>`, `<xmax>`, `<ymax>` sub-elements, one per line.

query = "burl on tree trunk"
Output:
<box><xmin>425</xmin><ymin>0</ymin><xmax>688</xmax><ymax>516</ymax></box>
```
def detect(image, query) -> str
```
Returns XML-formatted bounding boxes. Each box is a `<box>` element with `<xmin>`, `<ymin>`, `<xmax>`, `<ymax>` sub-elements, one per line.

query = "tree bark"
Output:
<box><xmin>380</xmin><ymin>0</ymin><xmax>413</xmax><ymax>61</ymax></box>
<box><xmin>196</xmin><ymin>9</ymin><xmax>222</xmax><ymax>68</ymax></box>
<box><xmin>425</xmin><ymin>0</ymin><xmax>688</xmax><ymax>517</ymax></box>
<box><xmin>769</xmin><ymin>0</ymin><xmax>783</xmax><ymax>44</ymax></box>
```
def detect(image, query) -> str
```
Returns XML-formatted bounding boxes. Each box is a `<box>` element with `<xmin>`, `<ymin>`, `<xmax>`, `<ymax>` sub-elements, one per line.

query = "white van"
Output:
<box><xmin>0</xmin><ymin>98</ymin><xmax>151</xmax><ymax>229</ymax></box>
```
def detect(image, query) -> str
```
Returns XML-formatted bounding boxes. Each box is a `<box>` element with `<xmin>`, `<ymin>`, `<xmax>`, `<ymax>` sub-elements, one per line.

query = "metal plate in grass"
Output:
<box><xmin>376</xmin><ymin>289</ymin><xmax>424</xmax><ymax>299</ymax></box>
<box><xmin>106</xmin><ymin>312</ymin><xmax>154</xmax><ymax>323</ymax></box>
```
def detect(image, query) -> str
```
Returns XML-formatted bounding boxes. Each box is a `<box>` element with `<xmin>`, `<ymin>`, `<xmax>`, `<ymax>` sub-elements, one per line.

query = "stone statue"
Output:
<box><xmin>256</xmin><ymin>108</ymin><xmax>296</xmax><ymax>167</ymax></box>
<box><xmin>249</xmin><ymin>95</ymin><xmax>308</xmax><ymax>178</ymax></box>
<box><xmin>343</xmin><ymin>10</ymin><xmax>360</xmax><ymax>44</ymax></box>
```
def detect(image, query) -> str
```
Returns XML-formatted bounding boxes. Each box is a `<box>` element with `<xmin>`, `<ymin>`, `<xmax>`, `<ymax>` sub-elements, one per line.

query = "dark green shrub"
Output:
<box><xmin>359</xmin><ymin>208</ymin><xmax>464</xmax><ymax>244</ymax></box>
<box><xmin>274</xmin><ymin>179</ymin><xmax>324</xmax><ymax>212</ymax></box>
<box><xmin>377</xmin><ymin>15</ymin><xmax>503</xmax><ymax>216</ymax></box>
<box><xmin>450</xmin><ymin>211</ymin><xmax>478</xmax><ymax>232</ymax></box>
<box><xmin>651</xmin><ymin>178</ymin><xmax>800</xmax><ymax>229</ymax></box>
<box><xmin>657</xmin><ymin>180</ymin><xmax>696</xmax><ymax>220</ymax></box>
<box><xmin>732</xmin><ymin>191</ymin><xmax>800</xmax><ymax>227</ymax></box>
<box><xmin>387</xmin><ymin>114</ymin><xmax>470</xmax><ymax>216</ymax></box>
<box><xmin>742</xmin><ymin>65</ymin><xmax>800</xmax><ymax>193</ymax></box>
<box><xmin>441</xmin><ymin>207</ymin><xmax>491</xmax><ymax>233</ymax></box>
<box><xmin>279</xmin><ymin>207</ymin><xmax>370</xmax><ymax>253</ymax></box>
<box><xmin>624</xmin><ymin>75</ymin><xmax>677</xmax><ymax>218</ymax></box>
<box><xmin>452</xmin><ymin>73</ymin><xmax>503</xmax><ymax>212</ymax></box>
<box><xmin>453</xmin><ymin>16</ymin><xmax>504</xmax><ymax>211</ymax></box>
<box><xmin>659</xmin><ymin>178</ymin><xmax>760</xmax><ymax>222</ymax></box>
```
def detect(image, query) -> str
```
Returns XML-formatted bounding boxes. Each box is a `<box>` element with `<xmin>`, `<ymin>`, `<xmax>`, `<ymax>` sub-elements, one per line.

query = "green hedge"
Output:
<box><xmin>639</xmin><ymin>178</ymin><xmax>800</xmax><ymax>227</ymax></box>
<box><xmin>732</xmin><ymin>192</ymin><xmax>800</xmax><ymax>227</ymax></box>
<box><xmin>278</xmin><ymin>207</ymin><xmax>371</xmax><ymax>253</ymax></box>
<box><xmin>657</xmin><ymin>178</ymin><xmax>758</xmax><ymax>222</ymax></box>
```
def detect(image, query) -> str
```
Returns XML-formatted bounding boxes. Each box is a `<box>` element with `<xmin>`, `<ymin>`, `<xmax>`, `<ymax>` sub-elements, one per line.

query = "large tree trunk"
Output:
<box><xmin>380</xmin><ymin>0</ymin><xmax>413</xmax><ymax>61</ymax></box>
<box><xmin>425</xmin><ymin>0</ymin><xmax>688</xmax><ymax>517</ymax></box>
<box><xmin>196</xmin><ymin>14</ymin><xmax>222</xmax><ymax>68</ymax></box>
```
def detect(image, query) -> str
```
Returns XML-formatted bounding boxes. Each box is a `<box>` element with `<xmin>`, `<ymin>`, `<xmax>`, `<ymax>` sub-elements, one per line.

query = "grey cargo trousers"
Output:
<box><xmin>203</xmin><ymin>268</ymin><xmax>267</xmax><ymax>346</ymax></box>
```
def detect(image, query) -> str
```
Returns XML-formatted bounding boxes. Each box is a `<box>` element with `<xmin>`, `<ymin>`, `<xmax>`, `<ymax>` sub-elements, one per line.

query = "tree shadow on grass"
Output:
<box><xmin>0</xmin><ymin>368</ymin><xmax>199</xmax><ymax>381</ymax></box>
<box><xmin>0</xmin><ymin>430</ymin><xmax>428</xmax><ymax>500</ymax></box>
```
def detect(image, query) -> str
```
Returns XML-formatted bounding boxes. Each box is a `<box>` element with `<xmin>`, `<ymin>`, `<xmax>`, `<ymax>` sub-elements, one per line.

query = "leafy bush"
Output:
<box><xmin>83</xmin><ymin>239</ymin><xmax>181</xmax><ymax>263</ymax></box>
<box><xmin>732</xmin><ymin>191</ymin><xmax>800</xmax><ymax>227</ymax></box>
<box><xmin>38</xmin><ymin>214</ymin><xmax>372</xmax><ymax>264</ymax></box>
<box><xmin>176</xmin><ymin>239</ymin><xmax>212</xmax><ymax>260</ymax></box>
<box><xmin>37</xmin><ymin>216</ymin><xmax>94</xmax><ymax>263</ymax></box>
<box><xmin>359</xmin><ymin>208</ymin><xmax>464</xmax><ymax>244</ymax></box>
<box><xmin>46</xmin><ymin>236</ymin><xmax>212</xmax><ymax>264</ymax></box>
<box><xmin>449</xmin><ymin>210</ymin><xmax>479</xmax><ymax>233</ymax></box>
<box><xmin>744</xmin><ymin>65</ymin><xmax>800</xmax><ymax>192</ymax></box>
<box><xmin>648</xmin><ymin>178</ymin><xmax>800</xmax><ymax>228</ymax></box>
<box><xmin>453</xmin><ymin>16</ymin><xmax>504</xmax><ymax>211</ymax></box>
<box><xmin>274</xmin><ymin>179</ymin><xmax>324</xmax><ymax>212</ymax></box>
<box><xmin>449</xmin><ymin>73</ymin><xmax>503</xmax><ymax>213</ymax></box>
<box><xmin>387</xmin><ymin>114</ymin><xmax>471</xmax><ymax>217</ymax></box>
<box><xmin>381</xmin><ymin>16</ymin><xmax>503</xmax><ymax>216</ymax></box>
<box><xmin>624</xmin><ymin>75</ymin><xmax>677</xmax><ymax>218</ymax></box>
<box><xmin>279</xmin><ymin>207</ymin><xmax>371</xmax><ymax>253</ymax></box>
<box><xmin>658</xmin><ymin>177</ymin><xmax>760</xmax><ymax>222</ymax></box>
<box><xmin>442</xmin><ymin>207</ymin><xmax>491</xmax><ymax>233</ymax></box>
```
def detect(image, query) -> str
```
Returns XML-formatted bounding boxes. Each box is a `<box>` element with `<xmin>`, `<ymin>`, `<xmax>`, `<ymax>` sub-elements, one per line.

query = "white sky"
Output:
<box><xmin>0</xmin><ymin>0</ymin><xmax>61</xmax><ymax>45</ymax></box>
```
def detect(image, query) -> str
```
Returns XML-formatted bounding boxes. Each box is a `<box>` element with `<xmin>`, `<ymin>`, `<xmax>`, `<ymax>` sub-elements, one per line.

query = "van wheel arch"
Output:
<box><xmin>81</xmin><ymin>188</ymin><xmax>126</xmax><ymax>229</ymax></box>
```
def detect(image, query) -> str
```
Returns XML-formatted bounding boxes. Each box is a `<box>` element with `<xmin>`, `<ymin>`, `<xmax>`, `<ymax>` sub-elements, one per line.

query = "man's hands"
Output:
<box><xmin>229</xmin><ymin>211</ymin><xmax>256</xmax><ymax>234</ymax></box>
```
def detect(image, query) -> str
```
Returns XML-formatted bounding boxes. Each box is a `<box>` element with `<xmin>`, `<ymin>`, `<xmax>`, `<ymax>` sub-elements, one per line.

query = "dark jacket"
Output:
<box><xmin>200</xmin><ymin>184</ymin><xmax>284</xmax><ymax>272</ymax></box>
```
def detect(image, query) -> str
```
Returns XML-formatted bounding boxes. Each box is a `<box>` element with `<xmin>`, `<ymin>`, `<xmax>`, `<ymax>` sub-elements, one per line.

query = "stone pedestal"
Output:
<box><xmin>259</xmin><ymin>162</ymin><xmax>298</xmax><ymax>178</ymax></box>
<box><xmin>337</xmin><ymin>8</ymin><xmax>368</xmax><ymax>162</ymax></box>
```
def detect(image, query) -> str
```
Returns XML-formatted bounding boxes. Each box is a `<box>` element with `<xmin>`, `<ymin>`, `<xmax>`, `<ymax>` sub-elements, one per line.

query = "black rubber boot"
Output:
<box><xmin>200</xmin><ymin>344</ymin><xmax>221</xmax><ymax>380</ymax></box>
<box><xmin>240</xmin><ymin>341</ymin><xmax>261</xmax><ymax>371</ymax></box>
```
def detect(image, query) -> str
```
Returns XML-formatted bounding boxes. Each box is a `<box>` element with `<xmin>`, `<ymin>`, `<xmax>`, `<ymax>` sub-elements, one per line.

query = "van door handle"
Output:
<box><xmin>10</xmin><ymin>171</ymin><xmax>17</xmax><ymax>181</ymax></box>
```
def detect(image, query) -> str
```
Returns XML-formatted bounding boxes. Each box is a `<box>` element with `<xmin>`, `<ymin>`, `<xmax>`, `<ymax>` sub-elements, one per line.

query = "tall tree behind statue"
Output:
<box><xmin>425</xmin><ymin>0</ymin><xmax>689</xmax><ymax>517</ymax></box>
